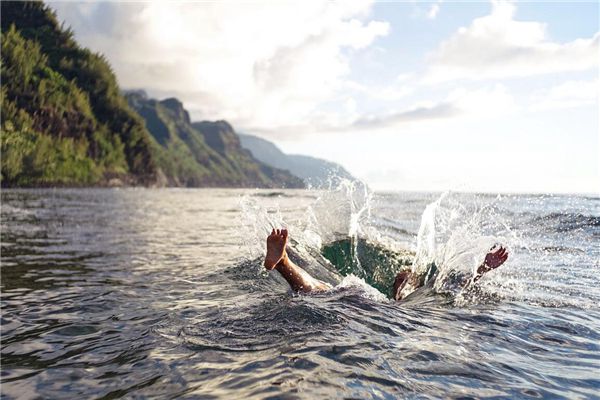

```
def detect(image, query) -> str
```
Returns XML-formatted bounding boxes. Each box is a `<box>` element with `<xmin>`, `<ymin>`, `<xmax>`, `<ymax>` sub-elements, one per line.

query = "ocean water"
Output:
<box><xmin>1</xmin><ymin>187</ymin><xmax>599</xmax><ymax>399</ymax></box>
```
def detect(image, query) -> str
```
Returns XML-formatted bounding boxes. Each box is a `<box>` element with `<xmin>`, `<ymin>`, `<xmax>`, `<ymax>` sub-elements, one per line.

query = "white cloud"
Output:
<box><xmin>531</xmin><ymin>79</ymin><xmax>599</xmax><ymax>111</ymax></box>
<box><xmin>345</xmin><ymin>97</ymin><xmax>358</xmax><ymax>114</ymax></box>
<box><xmin>350</xmin><ymin>84</ymin><xmax>514</xmax><ymax>130</ymax></box>
<box><xmin>351</xmin><ymin>102</ymin><xmax>458</xmax><ymax>129</ymax></box>
<box><xmin>250</xmin><ymin>83</ymin><xmax>515</xmax><ymax>136</ymax></box>
<box><xmin>446</xmin><ymin>84</ymin><xmax>515</xmax><ymax>117</ymax></box>
<box><xmin>427</xmin><ymin>3</ymin><xmax>440</xmax><ymax>20</ymax></box>
<box><xmin>344</xmin><ymin>80</ymin><xmax>414</xmax><ymax>101</ymax></box>
<box><xmin>424</xmin><ymin>1</ymin><xmax>599</xmax><ymax>83</ymax></box>
<box><xmin>51</xmin><ymin>1</ymin><xmax>389</xmax><ymax>129</ymax></box>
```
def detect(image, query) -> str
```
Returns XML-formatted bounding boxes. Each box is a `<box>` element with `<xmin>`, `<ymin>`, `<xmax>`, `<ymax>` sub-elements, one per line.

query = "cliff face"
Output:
<box><xmin>126</xmin><ymin>92</ymin><xmax>305</xmax><ymax>188</ymax></box>
<box><xmin>192</xmin><ymin>121</ymin><xmax>240</xmax><ymax>156</ymax></box>
<box><xmin>239</xmin><ymin>134</ymin><xmax>356</xmax><ymax>188</ymax></box>
<box><xmin>1</xmin><ymin>1</ymin><xmax>158</xmax><ymax>186</ymax></box>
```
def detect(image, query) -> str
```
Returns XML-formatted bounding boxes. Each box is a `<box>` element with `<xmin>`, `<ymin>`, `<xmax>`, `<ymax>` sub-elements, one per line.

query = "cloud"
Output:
<box><xmin>531</xmin><ymin>79</ymin><xmax>599</xmax><ymax>111</ymax></box>
<box><xmin>352</xmin><ymin>102</ymin><xmax>458</xmax><ymax>129</ymax></box>
<box><xmin>424</xmin><ymin>1</ymin><xmax>599</xmax><ymax>83</ymax></box>
<box><xmin>427</xmin><ymin>2</ymin><xmax>441</xmax><ymax>20</ymax></box>
<box><xmin>350</xmin><ymin>84</ymin><xmax>514</xmax><ymax>130</ymax></box>
<box><xmin>247</xmin><ymin>83</ymin><xmax>514</xmax><ymax>136</ymax></box>
<box><xmin>446</xmin><ymin>84</ymin><xmax>515</xmax><ymax>116</ymax></box>
<box><xmin>427</xmin><ymin>4</ymin><xmax>440</xmax><ymax>20</ymax></box>
<box><xmin>344</xmin><ymin>80</ymin><xmax>414</xmax><ymax>101</ymax></box>
<box><xmin>50</xmin><ymin>1</ymin><xmax>389</xmax><ymax>130</ymax></box>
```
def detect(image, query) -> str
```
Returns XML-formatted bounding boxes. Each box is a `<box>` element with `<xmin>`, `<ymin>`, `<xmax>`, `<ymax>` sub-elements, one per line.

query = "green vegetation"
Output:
<box><xmin>1</xmin><ymin>1</ymin><xmax>303</xmax><ymax>188</ymax></box>
<box><xmin>127</xmin><ymin>92</ymin><xmax>304</xmax><ymax>188</ymax></box>
<box><xmin>1</xmin><ymin>1</ymin><xmax>157</xmax><ymax>186</ymax></box>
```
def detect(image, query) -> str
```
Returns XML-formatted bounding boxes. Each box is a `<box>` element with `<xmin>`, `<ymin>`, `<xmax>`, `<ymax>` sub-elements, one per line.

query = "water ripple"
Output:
<box><xmin>1</xmin><ymin>189</ymin><xmax>599</xmax><ymax>399</ymax></box>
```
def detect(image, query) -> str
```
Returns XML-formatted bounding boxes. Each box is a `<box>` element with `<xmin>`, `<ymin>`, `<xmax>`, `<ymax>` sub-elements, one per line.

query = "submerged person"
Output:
<box><xmin>264</xmin><ymin>228</ymin><xmax>508</xmax><ymax>300</ymax></box>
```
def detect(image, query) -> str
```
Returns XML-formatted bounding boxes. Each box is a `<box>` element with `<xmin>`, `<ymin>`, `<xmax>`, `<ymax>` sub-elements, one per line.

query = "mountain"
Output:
<box><xmin>126</xmin><ymin>91</ymin><xmax>304</xmax><ymax>188</ymax></box>
<box><xmin>1</xmin><ymin>1</ymin><xmax>158</xmax><ymax>186</ymax></box>
<box><xmin>239</xmin><ymin>134</ymin><xmax>356</xmax><ymax>188</ymax></box>
<box><xmin>1</xmin><ymin>1</ymin><xmax>302</xmax><ymax>189</ymax></box>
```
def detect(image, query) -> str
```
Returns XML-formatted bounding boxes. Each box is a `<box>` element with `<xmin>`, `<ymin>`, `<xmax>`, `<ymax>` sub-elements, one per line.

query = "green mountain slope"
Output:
<box><xmin>1</xmin><ymin>1</ymin><xmax>158</xmax><ymax>186</ymax></box>
<box><xmin>126</xmin><ymin>91</ymin><xmax>305</xmax><ymax>188</ymax></box>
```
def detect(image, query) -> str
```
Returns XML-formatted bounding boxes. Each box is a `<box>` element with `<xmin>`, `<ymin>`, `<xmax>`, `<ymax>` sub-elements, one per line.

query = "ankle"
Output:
<box><xmin>275</xmin><ymin>253</ymin><xmax>289</xmax><ymax>270</ymax></box>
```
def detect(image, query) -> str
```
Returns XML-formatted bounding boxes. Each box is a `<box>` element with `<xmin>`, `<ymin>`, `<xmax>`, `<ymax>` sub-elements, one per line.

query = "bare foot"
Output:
<box><xmin>478</xmin><ymin>245</ymin><xmax>508</xmax><ymax>275</ymax></box>
<box><xmin>264</xmin><ymin>228</ymin><xmax>288</xmax><ymax>270</ymax></box>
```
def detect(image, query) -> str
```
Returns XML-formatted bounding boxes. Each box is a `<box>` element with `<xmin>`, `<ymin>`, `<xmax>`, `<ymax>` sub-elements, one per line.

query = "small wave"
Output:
<box><xmin>530</xmin><ymin>212</ymin><xmax>600</xmax><ymax>233</ymax></box>
<box><xmin>333</xmin><ymin>275</ymin><xmax>390</xmax><ymax>302</ymax></box>
<box><xmin>164</xmin><ymin>296</ymin><xmax>348</xmax><ymax>353</ymax></box>
<box><xmin>252</xmin><ymin>191</ymin><xmax>287</xmax><ymax>198</ymax></box>
<box><xmin>252</xmin><ymin>191</ymin><xmax>317</xmax><ymax>199</ymax></box>
<box><xmin>538</xmin><ymin>245</ymin><xmax>586</xmax><ymax>254</ymax></box>
<box><xmin>372</xmin><ymin>216</ymin><xmax>417</xmax><ymax>236</ymax></box>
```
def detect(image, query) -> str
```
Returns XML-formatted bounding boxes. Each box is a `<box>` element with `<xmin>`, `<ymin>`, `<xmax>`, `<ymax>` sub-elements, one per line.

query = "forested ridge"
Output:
<box><xmin>126</xmin><ymin>91</ymin><xmax>304</xmax><ymax>188</ymax></box>
<box><xmin>1</xmin><ymin>1</ymin><xmax>158</xmax><ymax>186</ymax></box>
<box><xmin>1</xmin><ymin>1</ymin><xmax>304</xmax><ymax>188</ymax></box>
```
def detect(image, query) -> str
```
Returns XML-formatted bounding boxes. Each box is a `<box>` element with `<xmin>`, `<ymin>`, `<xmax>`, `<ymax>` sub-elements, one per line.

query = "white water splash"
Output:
<box><xmin>412</xmin><ymin>191</ymin><xmax>448</xmax><ymax>274</ymax></box>
<box><xmin>239</xmin><ymin>194</ymin><xmax>286</xmax><ymax>260</ymax></box>
<box><xmin>238</xmin><ymin>179</ymin><xmax>377</xmax><ymax>290</ymax></box>
<box><xmin>240</xmin><ymin>184</ymin><xmax>532</xmax><ymax>303</ymax></box>
<box><xmin>409</xmin><ymin>192</ymin><xmax>521</xmax><ymax>297</ymax></box>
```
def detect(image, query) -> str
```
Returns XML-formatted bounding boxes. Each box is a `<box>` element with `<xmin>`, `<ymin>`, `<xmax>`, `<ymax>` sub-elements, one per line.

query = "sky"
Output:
<box><xmin>51</xmin><ymin>0</ymin><xmax>599</xmax><ymax>194</ymax></box>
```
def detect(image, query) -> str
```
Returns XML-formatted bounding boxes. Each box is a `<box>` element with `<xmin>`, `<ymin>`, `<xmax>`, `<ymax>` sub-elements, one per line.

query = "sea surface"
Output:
<box><xmin>1</xmin><ymin>187</ymin><xmax>599</xmax><ymax>399</ymax></box>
